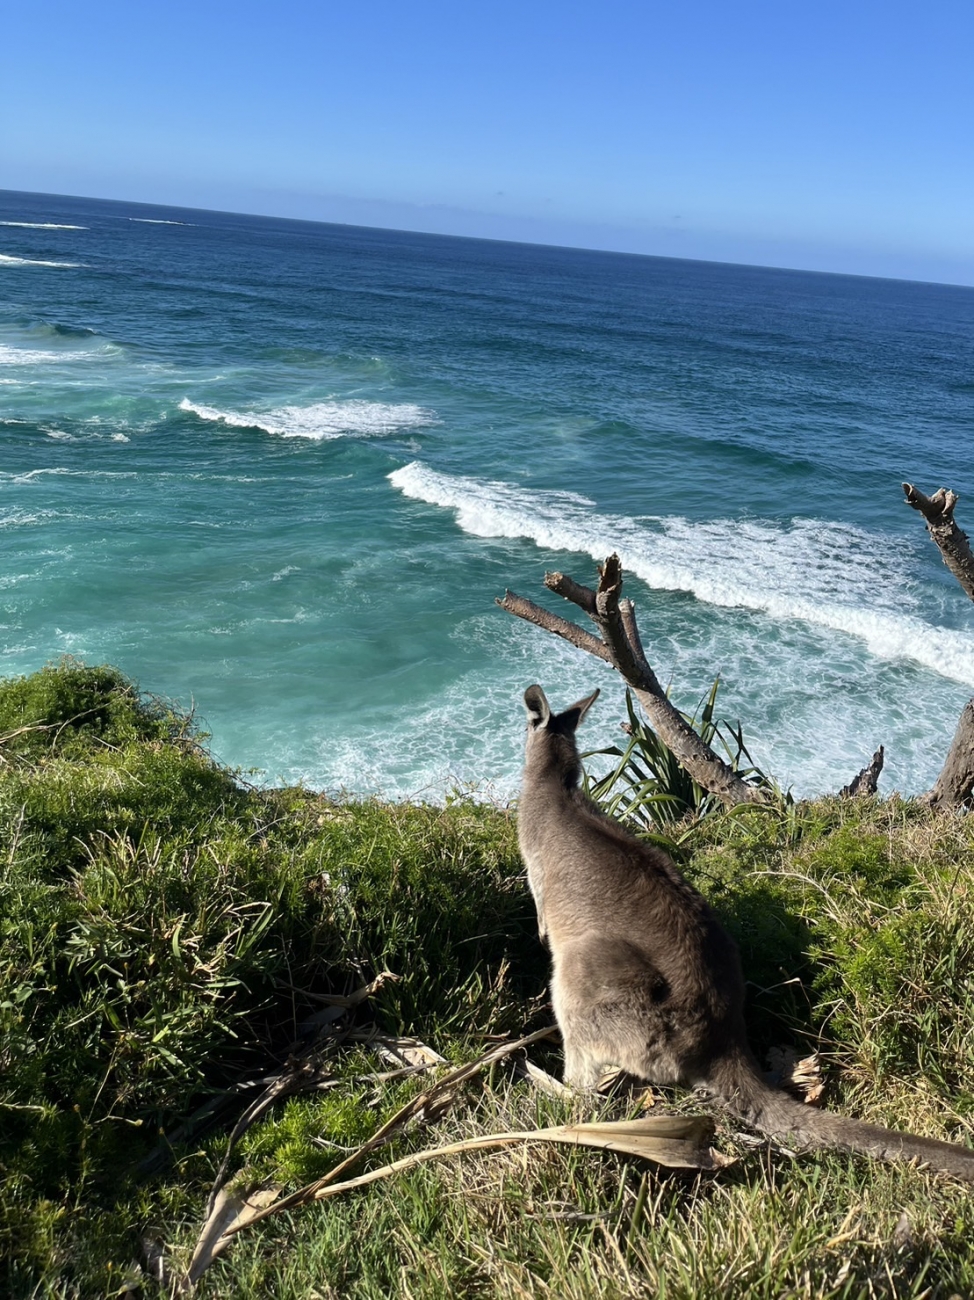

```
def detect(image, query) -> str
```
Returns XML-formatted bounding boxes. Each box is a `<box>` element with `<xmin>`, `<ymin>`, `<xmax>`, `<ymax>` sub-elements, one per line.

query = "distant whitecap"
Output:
<box><xmin>0</xmin><ymin>221</ymin><xmax>87</xmax><ymax>230</ymax></box>
<box><xmin>0</xmin><ymin>253</ymin><xmax>84</xmax><ymax>268</ymax></box>
<box><xmin>180</xmin><ymin>397</ymin><xmax>435</xmax><ymax>440</ymax></box>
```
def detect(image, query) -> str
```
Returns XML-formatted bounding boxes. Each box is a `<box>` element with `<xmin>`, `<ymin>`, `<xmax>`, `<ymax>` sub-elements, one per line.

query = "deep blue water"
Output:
<box><xmin>2</xmin><ymin>187</ymin><xmax>973</xmax><ymax>797</ymax></box>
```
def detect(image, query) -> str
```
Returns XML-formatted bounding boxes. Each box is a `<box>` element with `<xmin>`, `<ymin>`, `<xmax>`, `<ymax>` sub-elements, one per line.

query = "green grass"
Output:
<box><xmin>2</xmin><ymin>662</ymin><xmax>974</xmax><ymax>1298</ymax></box>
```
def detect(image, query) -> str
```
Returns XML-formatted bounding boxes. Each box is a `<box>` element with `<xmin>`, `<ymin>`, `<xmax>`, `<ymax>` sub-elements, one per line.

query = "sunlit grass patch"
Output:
<box><xmin>2</xmin><ymin>662</ymin><xmax>974</xmax><ymax>1298</ymax></box>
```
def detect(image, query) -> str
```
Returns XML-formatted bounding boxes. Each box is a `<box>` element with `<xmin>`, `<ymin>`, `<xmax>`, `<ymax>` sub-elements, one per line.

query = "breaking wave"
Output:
<box><xmin>0</xmin><ymin>253</ymin><xmax>84</xmax><ymax>268</ymax></box>
<box><xmin>180</xmin><ymin>397</ymin><xmax>435</xmax><ymax>440</ymax></box>
<box><xmin>0</xmin><ymin>221</ymin><xmax>87</xmax><ymax>230</ymax></box>
<box><xmin>388</xmin><ymin>461</ymin><xmax>974</xmax><ymax>686</ymax></box>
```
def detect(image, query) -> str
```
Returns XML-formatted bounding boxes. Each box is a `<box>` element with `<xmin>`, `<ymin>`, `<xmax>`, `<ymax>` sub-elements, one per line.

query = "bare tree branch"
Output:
<box><xmin>903</xmin><ymin>483</ymin><xmax>974</xmax><ymax>604</ymax></box>
<box><xmin>619</xmin><ymin>599</ymin><xmax>649</xmax><ymax>671</ymax></box>
<box><xmin>839</xmin><ymin>746</ymin><xmax>884</xmax><ymax>797</ymax></box>
<box><xmin>921</xmin><ymin>701</ymin><xmax>974</xmax><ymax>811</ymax></box>
<box><xmin>499</xmin><ymin>555</ymin><xmax>768</xmax><ymax>808</ymax></box>
<box><xmin>544</xmin><ymin>571</ymin><xmax>598</xmax><ymax>616</ymax></box>
<box><xmin>496</xmin><ymin>590</ymin><xmax>612</xmax><ymax>663</ymax></box>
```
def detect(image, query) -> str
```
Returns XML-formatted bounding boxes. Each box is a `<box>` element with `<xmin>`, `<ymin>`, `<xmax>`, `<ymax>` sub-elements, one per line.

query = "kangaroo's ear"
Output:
<box><xmin>523</xmin><ymin>685</ymin><xmax>551</xmax><ymax>729</ymax></box>
<box><xmin>559</xmin><ymin>688</ymin><xmax>600</xmax><ymax>733</ymax></box>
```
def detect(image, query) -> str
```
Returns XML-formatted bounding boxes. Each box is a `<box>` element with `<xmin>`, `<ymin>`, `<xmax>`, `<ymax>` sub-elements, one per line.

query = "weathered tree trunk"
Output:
<box><xmin>498</xmin><ymin>554</ymin><xmax>769</xmax><ymax>809</ymax></box>
<box><xmin>904</xmin><ymin>483</ymin><xmax>974</xmax><ymax>808</ymax></box>
<box><xmin>921</xmin><ymin>701</ymin><xmax>974</xmax><ymax>810</ymax></box>
<box><xmin>903</xmin><ymin>483</ymin><xmax>974</xmax><ymax>603</ymax></box>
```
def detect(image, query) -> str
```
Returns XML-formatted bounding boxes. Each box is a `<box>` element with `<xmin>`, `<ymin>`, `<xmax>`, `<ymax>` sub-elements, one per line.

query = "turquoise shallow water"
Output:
<box><xmin>2</xmin><ymin>188</ymin><xmax>974</xmax><ymax>798</ymax></box>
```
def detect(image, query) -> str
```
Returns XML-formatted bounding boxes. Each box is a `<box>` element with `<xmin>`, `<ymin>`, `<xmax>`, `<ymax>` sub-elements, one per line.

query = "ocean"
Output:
<box><xmin>2</xmin><ymin>188</ymin><xmax>973</xmax><ymax>801</ymax></box>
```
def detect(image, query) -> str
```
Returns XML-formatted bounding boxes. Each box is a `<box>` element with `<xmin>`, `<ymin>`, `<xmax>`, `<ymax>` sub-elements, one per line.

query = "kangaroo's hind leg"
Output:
<box><xmin>553</xmin><ymin>938</ymin><xmax>682</xmax><ymax>1088</ymax></box>
<box><xmin>561</xmin><ymin>1035</ymin><xmax>604</xmax><ymax>1090</ymax></box>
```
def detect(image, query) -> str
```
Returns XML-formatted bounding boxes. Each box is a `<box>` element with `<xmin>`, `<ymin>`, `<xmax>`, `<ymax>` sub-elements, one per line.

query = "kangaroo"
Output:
<box><xmin>518</xmin><ymin>683</ymin><xmax>974</xmax><ymax>1181</ymax></box>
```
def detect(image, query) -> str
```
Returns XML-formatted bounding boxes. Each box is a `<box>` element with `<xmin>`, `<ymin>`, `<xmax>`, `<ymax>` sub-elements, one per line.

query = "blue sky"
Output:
<box><xmin>2</xmin><ymin>0</ymin><xmax>972</xmax><ymax>283</ymax></box>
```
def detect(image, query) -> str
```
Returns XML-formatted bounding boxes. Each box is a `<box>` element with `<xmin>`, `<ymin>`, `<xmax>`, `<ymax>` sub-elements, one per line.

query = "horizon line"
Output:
<box><xmin>3</xmin><ymin>185</ymin><xmax>973</xmax><ymax>294</ymax></box>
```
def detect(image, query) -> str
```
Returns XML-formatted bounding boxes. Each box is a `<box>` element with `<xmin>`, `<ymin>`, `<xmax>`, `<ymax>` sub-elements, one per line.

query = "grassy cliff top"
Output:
<box><xmin>2</xmin><ymin>662</ymin><xmax>973</xmax><ymax>1298</ymax></box>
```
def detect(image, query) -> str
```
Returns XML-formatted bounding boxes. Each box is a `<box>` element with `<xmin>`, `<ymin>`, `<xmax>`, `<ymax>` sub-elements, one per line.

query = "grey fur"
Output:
<box><xmin>518</xmin><ymin>684</ymin><xmax>974</xmax><ymax>1181</ymax></box>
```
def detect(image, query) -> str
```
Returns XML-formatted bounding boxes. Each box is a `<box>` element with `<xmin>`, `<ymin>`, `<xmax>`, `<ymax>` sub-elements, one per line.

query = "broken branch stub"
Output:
<box><xmin>839</xmin><ymin>746</ymin><xmax>884</xmax><ymax>798</ymax></box>
<box><xmin>498</xmin><ymin>554</ymin><xmax>768</xmax><ymax>808</ymax></box>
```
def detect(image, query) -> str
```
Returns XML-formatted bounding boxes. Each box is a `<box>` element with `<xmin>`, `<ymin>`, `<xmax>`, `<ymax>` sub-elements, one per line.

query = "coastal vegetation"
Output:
<box><xmin>2</xmin><ymin>661</ymin><xmax>974</xmax><ymax>1298</ymax></box>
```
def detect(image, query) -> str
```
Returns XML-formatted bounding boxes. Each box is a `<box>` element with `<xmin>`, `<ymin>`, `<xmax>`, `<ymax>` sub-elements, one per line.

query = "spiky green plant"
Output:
<box><xmin>584</xmin><ymin>681</ymin><xmax>776</xmax><ymax>836</ymax></box>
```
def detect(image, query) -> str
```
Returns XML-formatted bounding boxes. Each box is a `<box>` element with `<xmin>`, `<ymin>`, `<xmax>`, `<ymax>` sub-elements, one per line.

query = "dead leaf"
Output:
<box><xmin>892</xmin><ymin>1211</ymin><xmax>914</xmax><ymax>1251</ymax></box>
<box><xmin>520</xmin><ymin>1059</ymin><xmax>574</xmax><ymax>1100</ymax></box>
<box><xmin>766</xmin><ymin>1047</ymin><xmax>825</xmax><ymax>1105</ymax></box>
<box><xmin>297</xmin><ymin>971</ymin><xmax>401</xmax><ymax>1009</ymax></box>
<box><xmin>369</xmin><ymin>1034</ymin><xmax>448</xmax><ymax>1069</ymax></box>
<box><xmin>185</xmin><ymin>1185</ymin><xmax>282</xmax><ymax>1288</ymax></box>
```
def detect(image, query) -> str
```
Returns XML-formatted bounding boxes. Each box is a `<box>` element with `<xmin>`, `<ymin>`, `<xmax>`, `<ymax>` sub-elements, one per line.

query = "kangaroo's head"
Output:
<box><xmin>522</xmin><ymin>684</ymin><xmax>600</xmax><ymax>789</ymax></box>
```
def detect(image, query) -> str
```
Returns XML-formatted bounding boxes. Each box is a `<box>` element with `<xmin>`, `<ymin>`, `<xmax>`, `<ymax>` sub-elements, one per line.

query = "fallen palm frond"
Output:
<box><xmin>179</xmin><ymin>1024</ymin><xmax>729</xmax><ymax>1290</ymax></box>
<box><xmin>260</xmin><ymin>1111</ymin><xmax>728</xmax><ymax>1203</ymax></box>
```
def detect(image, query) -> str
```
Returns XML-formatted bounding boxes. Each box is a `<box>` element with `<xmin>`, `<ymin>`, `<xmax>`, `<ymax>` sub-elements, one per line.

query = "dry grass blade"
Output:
<box><xmin>185</xmin><ymin>1185</ymin><xmax>282</xmax><ymax>1288</ymax></box>
<box><xmin>293</xmin><ymin>970</ymin><xmax>401</xmax><ymax>1010</ymax></box>
<box><xmin>294</xmin><ymin>972</ymin><xmax>402</xmax><ymax>1036</ymax></box>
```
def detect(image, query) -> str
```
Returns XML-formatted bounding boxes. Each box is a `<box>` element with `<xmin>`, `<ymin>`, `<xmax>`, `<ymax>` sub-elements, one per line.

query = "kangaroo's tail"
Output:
<box><xmin>709</xmin><ymin>1051</ymin><xmax>974</xmax><ymax>1182</ymax></box>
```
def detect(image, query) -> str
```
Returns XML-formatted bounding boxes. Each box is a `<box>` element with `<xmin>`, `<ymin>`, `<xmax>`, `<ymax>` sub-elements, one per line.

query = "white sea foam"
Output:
<box><xmin>0</xmin><ymin>221</ymin><xmax>87</xmax><ymax>230</ymax></box>
<box><xmin>0</xmin><ymin>253</ymin><xmax>84</xmax><ymax>268</ymax></box>
<box><xmin>0</xmin><ymin>344</ymin><xmax>87</xmax><ymax>365</ymax></box>
<box><xmin>129</xmin><ymin>218</ymin><xmax>190</xmax><ymax>226</ymax></box>
<box><xmin>3</xmin><ymin>467</ymin><xmax>138</xmax><ymax>485</ymax></box>
<box><xmin>0</xmin><ymin>508</ymin><xmax>60</xmax><ymax>529</ymax></box>
<box><xmin>180</xmin><ymin>397</ymin><xmax>435</xmax><ymax>440</ymax></box>
<box><xmin>270</xmin><ymin>627</ymin><xmax>618</xmax><ymax>801</ymax></box>
<box><xmin>388</xmin><ymin>461</ymin><xmax>974</xmax><ymax>687</ymax></box>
